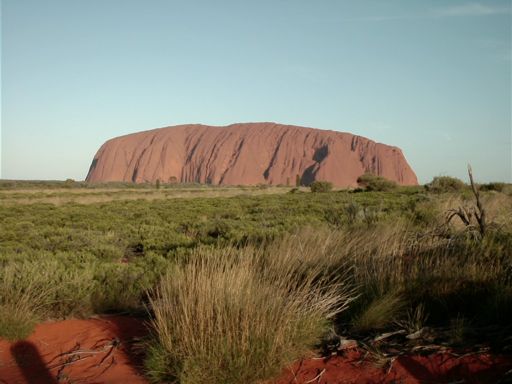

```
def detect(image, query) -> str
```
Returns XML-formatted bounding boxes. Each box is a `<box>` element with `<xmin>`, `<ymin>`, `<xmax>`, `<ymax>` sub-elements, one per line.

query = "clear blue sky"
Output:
<box><xmin>1</xmin><ymin>0</ymin><xmax>511</xmax><ymax>183</ymax></box>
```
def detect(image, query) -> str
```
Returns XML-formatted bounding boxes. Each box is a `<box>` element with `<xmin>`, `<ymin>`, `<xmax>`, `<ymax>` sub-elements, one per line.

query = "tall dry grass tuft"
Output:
<box><xmin>0</xmin><ymin>264</ymin><xmax>55</xmax><ymax>340</ymax></box>
<box><xmin>145</xmin><ymin>237</ymin><xmax>354</xmax><ymax>384</ymax></box>
<box><xmin>353</xmin><ymin>291</ymin><xmax>406</xmax><ymax>332</ymax></box>
<box><xmin>329</xmin><ymin>214</ymin><xmax>512</xmax><ymax>333</ymax></box>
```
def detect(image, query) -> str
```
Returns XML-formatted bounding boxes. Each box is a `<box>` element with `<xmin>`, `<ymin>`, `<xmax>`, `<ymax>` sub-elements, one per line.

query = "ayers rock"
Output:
<box><xmin>86</xmin><ymin>122</ymin><xmax>418</xmax><ymax>187</ymax></box>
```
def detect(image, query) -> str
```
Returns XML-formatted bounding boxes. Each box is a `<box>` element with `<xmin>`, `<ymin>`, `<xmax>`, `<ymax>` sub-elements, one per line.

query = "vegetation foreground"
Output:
<box><xmin>0</xmin><ymin>179</ymin><xmax>511</xmax><ymax>383</ymax></box>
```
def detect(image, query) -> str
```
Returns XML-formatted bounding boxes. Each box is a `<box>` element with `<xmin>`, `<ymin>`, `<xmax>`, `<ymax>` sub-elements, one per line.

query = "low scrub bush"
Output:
<box><xmin>310</xmin><ymin>181</ymin><xmax>333</xmax><ymax>193</ymax></box>
<box><xmin>426</xmin><ymin>176</ymin><xmax>466</xmax><ymax>193</ymax></box>
<box><xmin>362</xmin><ymin>206</ymin><xmax>380</xmax><ymax>227</ymax></box>
<box><xmin>357</xmin><ymin>173</ymin><xmax>397</xmax><ymax>192</ymax></box>
<box><xmin>344</xmin><ymin>201</ymin><xmax>360</xmax><ymax>225</ymax></box>
<box><xmin>479</xmin><ymin>182</ymin><xmax>507</xmax><ymax>193</ymax></box>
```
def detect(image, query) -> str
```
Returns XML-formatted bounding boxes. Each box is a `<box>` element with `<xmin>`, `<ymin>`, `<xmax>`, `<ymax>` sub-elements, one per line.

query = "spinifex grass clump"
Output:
<box><xmin>0</xmin><ymin>264</ymin><xmax>54</xmax><ymax>340</ymax></box>
<box><xmin>145</xmin><ymin>238</ymin><xmax>353</xmax><ymax>384</ymax></box>
<box><xmin>0</xmin><ymin>258</ymin><xmax>162</xmax><ymax>340</ymax></box>
<box><xmin>334</xmin><ymin>221</ymin><xmax>512</xmax><ymax>336</ymax></box>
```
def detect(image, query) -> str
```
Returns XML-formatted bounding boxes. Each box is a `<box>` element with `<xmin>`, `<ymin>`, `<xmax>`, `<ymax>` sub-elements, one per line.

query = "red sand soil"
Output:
<box><xmin>1</xmin><ymin>317</ymin><xmax>510</xmax><ymax>384</ymax></box>
<box><xmin>0</xmin><ymin>316</ymin><xmax>148</xmax><ymax>384</ymax></box>
<box><xmin>275</xmin><ymin>349</ymin><xmax>512</xmax><ymax>384</ymax></box>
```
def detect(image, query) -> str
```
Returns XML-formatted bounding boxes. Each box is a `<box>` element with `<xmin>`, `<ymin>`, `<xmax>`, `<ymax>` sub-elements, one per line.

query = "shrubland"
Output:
<box><xmin>0</xmin><ymin>182</ymin><xmax>511</xmax><ymax>382</ymax></box>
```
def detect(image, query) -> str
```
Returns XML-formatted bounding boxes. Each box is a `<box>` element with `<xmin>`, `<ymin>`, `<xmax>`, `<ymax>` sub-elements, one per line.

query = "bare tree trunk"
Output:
<box><xmin>468</xmin><ymin>165</ymin><xmax>486</xmax><ymax>237</ymax></box>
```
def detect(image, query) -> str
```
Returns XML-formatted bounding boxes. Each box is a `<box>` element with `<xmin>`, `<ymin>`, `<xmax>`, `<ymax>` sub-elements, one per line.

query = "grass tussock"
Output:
<box><xmin>0</xmin><ymin>259</ymin><xmax>160</xmax><ymax>340</ymax></box>
<box><xmin>0</xmin><ymin>264</ymin><xmax>55</xmax><ymax>340</ymax></box>
<box><xmin>145</xmin><ymin>240</ymin><xmax>354</xmax><ymax>384</ymax></box>
<box><xmin>329</xmin><ymin>222</ymin><xmax>512</xmax><ymax>336</ymax></box>
<box><xmin>353</xmin><ymin>292</ymin><xmax>406</xmax><ymax>332</ymax></box>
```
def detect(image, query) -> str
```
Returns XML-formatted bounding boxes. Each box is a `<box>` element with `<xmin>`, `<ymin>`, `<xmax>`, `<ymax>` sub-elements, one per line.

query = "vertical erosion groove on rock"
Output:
<box><xmin>86</xmin><ymin>122</ymin><xmax>418</xmax><ymax>187</ymax></box>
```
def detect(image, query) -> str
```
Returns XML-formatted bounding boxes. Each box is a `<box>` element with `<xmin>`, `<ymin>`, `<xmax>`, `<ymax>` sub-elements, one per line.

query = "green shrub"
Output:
<box><xmin>356</xmin><ymin>173</ymin><xmax>397</xmax><ymax>192</ymax></box>
<box><xmin>411</xmin><ymin>201</ymin><xmax>440</xmax><ymax>226</ymax></box>
<box><xmin>324</xmin><ymin>207</ymin><xmax>344</xmax><ymax>227</ymax></box>
<box><xmin>479</xmin><ymin>182</ymin><xmax>507</xmax><ymax>192</ymax></box>
<box><xmin>344</xmin><ymin>202</ymin><xmax>360</xmax><ymax>225</ymax></box>
<box><xmin>64</xmin><ymin>178</ymin><xmax>76</xmax><ymax>188</ymax></box>
<box><xmin>310</xmin><ymin>181</ymin><xmax>333</xmax><ymax>193</ymax></box>
<box><xmin>426</xmin><ymin>176</ymin><xmax>466</xmax><ymax>193</ymax></box>
<box><xmin>362</xmin><ymin>206</ymin><xmax>380</xmax><ymax>227</ymax></box>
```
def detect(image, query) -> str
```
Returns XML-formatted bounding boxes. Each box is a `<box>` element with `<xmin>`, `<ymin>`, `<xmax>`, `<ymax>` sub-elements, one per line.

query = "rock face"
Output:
<box><xmin>86</xmin><ymin>122</ymin><xmax>418</xmax><ymax>187</ymax></box>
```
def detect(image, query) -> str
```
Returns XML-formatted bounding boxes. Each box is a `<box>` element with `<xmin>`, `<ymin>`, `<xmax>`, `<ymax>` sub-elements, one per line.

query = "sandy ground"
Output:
<box><xmin>0</xmin><ymin>316</ymin><xmax>147</xmax><ymax>384</ymax></box>
<box><xmin>275</xmin><ymin>350</ymin><xmax>512</xmax><ymax>384</ymax></box>
<box><xmin>1</xmin><ymin>317</ymin><xmax>510</xmax><ymax>384</ymax></box>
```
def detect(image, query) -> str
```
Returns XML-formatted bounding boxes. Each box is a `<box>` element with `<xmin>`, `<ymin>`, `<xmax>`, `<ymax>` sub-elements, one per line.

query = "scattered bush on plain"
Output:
<box><xmin>310</xmin><ymin>181</ymin><xmax>333</xmax><ymax>193</ymax></box>
<box><xmin>357</xmin><ymin>173</ymin><xmax>397</xmax><ymax>192</ymax></box>
<box><xmin>426</xmin><ymin>176</ymin><xmax>466</xmax><ymax>193</ymax></box>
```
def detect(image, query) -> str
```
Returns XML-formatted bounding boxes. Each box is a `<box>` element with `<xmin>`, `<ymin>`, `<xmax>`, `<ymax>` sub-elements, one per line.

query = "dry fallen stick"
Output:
<box><xmin>47</xmin><ymin>338</ymin><xmax>120</xmax><ymax>375</ymax></box>
<box><xmin>374</xmin><ymin>330</ymin><xmax>406</xmax><ymax>343</ymax></box>
<box><xmin>287</xmin><ymin>359</ymin><xmax>303</xmax><ymax>384</ymax></box>
<box><xmin>97</xmin><ymin>356</ymin><xmax>117</xmax><ymax>376</ymax></box>
<box><xmin>386</xmin><ymin>356</ymin><xmax>397</xmax><ymax>375</ymax></box>
<box><xmin>304</xmin><ymin>368</ymin><xmax>326</xmax><ymax>384</ymax></box>
<box><xmin>49</xmin><ymin>339</ymin><xmax>119</xmax><ymax>363</ymax></box>
<box><xmin>96</xmin><ymin>344</ymin><xmax>118</xmax><ymax>367</ymax></box>
<box><xmin>49</xmin><ymin>354</ymin><xmax>82</xmax><ymax>370</ymax></box>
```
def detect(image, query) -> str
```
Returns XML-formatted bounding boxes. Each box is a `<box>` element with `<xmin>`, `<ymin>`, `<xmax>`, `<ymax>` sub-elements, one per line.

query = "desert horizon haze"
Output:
<box><xmin>1</xmin><ymin>0</ymin><xmax>511</xmax><ymax>183</ymax></box>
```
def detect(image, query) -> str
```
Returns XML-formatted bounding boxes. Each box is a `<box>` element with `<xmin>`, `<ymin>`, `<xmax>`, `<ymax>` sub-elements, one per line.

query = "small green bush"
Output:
<box><xmin>362</xmin><ymin>206</ymin><xmax>379</xmax><ymax>228</ymax></box>
<box><xmin>64</xmin><ymin>178</ymin><xmax>76</xmax><ymax>188</ymax></box>
<box><xmin>310</xmin><ymin>181</ymin><xmax>333</xmax><ymax>193</ymax></box>
<box><xmin>356</xmin><ymin>173</ymin><xmax>397</xmax><ymax>192</ymax></box>
<box><xmin>426</xmin><ymin>176</ymin><xmax>466</xmax><ymax>193</ymax></box>
<box><xmin>344</xmin><ymin>202</ymin><xmax>360</xmax><ymax>225</ymax></box>
<box><xmin>324</xmin><ymin>207</ymin><xmax>344</xmax><ymax>227</ymax></box>
<box><xmin>479</xmin><ymin>182</ymin><xmax>507</xmax><ymax>193</ymax></box>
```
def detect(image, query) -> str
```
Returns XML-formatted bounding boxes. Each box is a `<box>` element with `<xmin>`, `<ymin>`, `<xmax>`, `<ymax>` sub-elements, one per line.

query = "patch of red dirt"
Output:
<box><xmin>0</xmin><ymin>316</ymin><xmax>149</xmax><ymax>384</ymax></box>
<box><xmin>275</xmin><ymin>350</ymin><xmax>512</xmax><ymax>384</ymax></box>
<box><xmin>2</xmin><ymin>318</ymin><xmax>511</xmax><ymax>384</ymax></box>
